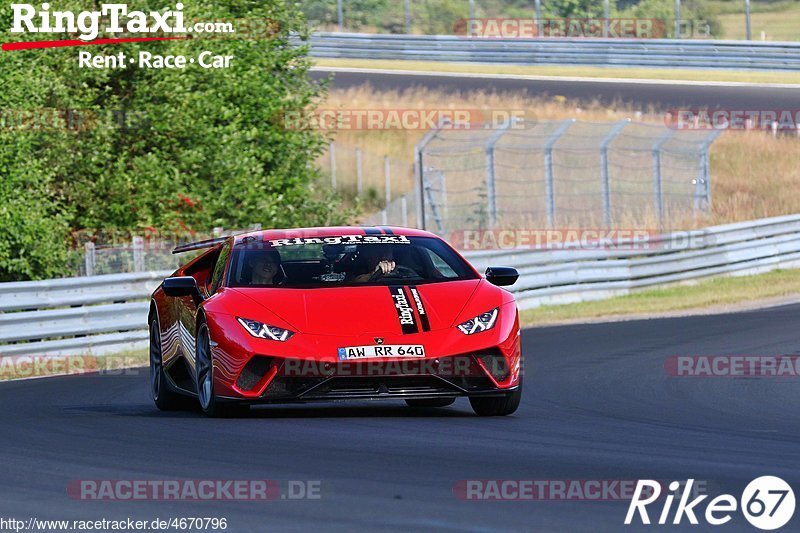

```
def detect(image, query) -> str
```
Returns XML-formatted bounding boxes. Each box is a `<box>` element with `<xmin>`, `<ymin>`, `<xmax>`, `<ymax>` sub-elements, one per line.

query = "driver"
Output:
<box><xmin>348</xmin><ymin>244</ymin><xmax>395</xmax><ymax>283</ymax></box>
<box><xmin>248</xmin><ymin>250</ymin><xmax>283</xmax><ymax>285</ymax></box>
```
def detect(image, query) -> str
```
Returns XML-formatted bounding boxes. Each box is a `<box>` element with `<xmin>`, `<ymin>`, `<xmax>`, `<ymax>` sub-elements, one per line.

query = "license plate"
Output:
<box><xmin>337</xmin><ymin>345</ymin><xmax>426</xmax><ymax>361</ymax></box>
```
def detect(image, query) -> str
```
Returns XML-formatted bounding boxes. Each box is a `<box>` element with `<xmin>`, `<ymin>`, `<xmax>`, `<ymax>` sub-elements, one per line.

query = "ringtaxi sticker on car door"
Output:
<box><xmin>337</xmin><ymin>345</ymin><xmax>426</xmax><ymax>361</ymax></box>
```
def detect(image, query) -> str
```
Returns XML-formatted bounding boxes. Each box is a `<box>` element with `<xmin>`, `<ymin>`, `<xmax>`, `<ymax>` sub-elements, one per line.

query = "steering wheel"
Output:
<box><xmin>368</xmin><ymin>265</ymin><xmax>418</xmax><ymax>281</ymax></box>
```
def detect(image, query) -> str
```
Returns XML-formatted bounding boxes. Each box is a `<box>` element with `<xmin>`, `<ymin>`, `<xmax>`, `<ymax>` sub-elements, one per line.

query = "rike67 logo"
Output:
<box><xmin>626</xmin><ymin>477</ymin><xmax>795</xmax><ymax>530</ymax></box>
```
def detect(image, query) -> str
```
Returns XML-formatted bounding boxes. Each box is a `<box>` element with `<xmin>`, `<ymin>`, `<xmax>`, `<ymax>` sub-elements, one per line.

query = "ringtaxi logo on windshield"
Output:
<box><xmin>625</xmin><ymin>477</ymin><xmax>795</xmax><ymax>530</ymax></box>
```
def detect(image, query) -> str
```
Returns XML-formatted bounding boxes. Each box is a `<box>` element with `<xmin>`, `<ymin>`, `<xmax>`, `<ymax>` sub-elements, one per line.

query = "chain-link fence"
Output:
<box><xmin>366</xmin><ymin>119</ymin><xmax>721</xmax><ymax>234</ymax></box>
<box><xmin>71</xmin><ymin>227</ymin><xmax>262</xmax><ymax>277</ymax></box>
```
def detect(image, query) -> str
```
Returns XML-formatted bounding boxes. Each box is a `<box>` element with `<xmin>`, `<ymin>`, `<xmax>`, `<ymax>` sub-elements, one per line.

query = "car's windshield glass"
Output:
<box><xmin>227</xmin><ymin>235</ymin><xmax>476</xmax><ymax>288</ymax></box>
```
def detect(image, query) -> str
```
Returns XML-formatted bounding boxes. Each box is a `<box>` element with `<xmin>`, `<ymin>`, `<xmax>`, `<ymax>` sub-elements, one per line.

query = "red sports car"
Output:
<box><xmin>149</xmin><ymin>226</ymin><xmax>522</xmax><ymax>417</ymax></box>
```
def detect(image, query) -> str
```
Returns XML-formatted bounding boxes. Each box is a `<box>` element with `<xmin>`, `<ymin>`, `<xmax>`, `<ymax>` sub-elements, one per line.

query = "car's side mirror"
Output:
<box><xmin>163</xmin><ymin>276</ymin><xmax>203</xmax><ymax>302</ymax></box>
<box><xmin>485</xmin><ymin>266</ymin><xmax>519</xmax><ymax>287</ymax></box>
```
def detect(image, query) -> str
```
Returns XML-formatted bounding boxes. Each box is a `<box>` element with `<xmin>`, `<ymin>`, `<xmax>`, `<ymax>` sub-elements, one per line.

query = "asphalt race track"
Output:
<box><xmin>2</xmin><ymin>303</ymin><xmax>800</xmax><ymax>531</ymax></box>
<box><xmin>312</xmin><ymin>69</ymin><xmax>800</xmax><ymax>111</ymax></box>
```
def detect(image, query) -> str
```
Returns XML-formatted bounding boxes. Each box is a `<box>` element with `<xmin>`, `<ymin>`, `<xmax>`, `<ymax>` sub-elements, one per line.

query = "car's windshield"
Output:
<box><xmin>227</xmin><ymin>235</ymin><xmax>477</xmax><ymax>288</ymax></box>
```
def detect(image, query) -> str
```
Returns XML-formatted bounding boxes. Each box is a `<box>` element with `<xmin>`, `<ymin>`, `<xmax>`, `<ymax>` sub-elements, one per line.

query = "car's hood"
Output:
<box><xmin>228</xmin><ymin>280</ymin><xmax>483</xmax><ymax>336</ymax></box>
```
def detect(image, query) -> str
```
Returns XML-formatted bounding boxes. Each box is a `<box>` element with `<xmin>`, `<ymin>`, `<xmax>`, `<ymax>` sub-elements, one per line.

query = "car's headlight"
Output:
<box><xmin>457</xmin><ymin>308</ymin><xmax>499</xmax><ymax>335</ymax></box>
<box><xmin>236</xmin><ymin>317</ymin><xmax>294</xmax><ymax>341</ymax></box>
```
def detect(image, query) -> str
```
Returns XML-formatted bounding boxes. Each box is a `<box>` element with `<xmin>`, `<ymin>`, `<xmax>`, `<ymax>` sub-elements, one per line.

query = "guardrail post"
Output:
<box><xmin>543</xmin><ymin>119</ymin><xmax>575</xmax><ymax>228</ymax></box>
<box><xmin>84</xmin><ymin>242</ymin><xmax>95</xmax><ymax>277</ymax></box>
<box><xmin>652</xmin><ymin>129</ymin><xmax>676</xmax><ymax>227</ymax></box>
<box><xmin>485</xmin><ymin>118</ymin><xmax>517</xmax><ymax>228</ymax></box>
<box><xmin>599</xmin><ymin>119</ymin><xmax>630</xmax><ymax>228</ymax></box>
<box><xmin>414</xmin><ymin>118</ymin><xmax>449</xmax><ymax>230</ymax></box>
<box><xmin>132</xmin><ymin>236</ymin><xmax>144</xmax><ymax>272</ymax></box>
<box><xmin>329</xmin><ymin>142</ymin><xmax>337</xmax><ymax>189</ymax></box>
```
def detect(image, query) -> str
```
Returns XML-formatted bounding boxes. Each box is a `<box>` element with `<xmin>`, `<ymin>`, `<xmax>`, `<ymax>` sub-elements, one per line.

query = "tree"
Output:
<box><xmin>0</xmin><ymin>1</ymin><xmax>345</xmax><ymax>280</ymax></box>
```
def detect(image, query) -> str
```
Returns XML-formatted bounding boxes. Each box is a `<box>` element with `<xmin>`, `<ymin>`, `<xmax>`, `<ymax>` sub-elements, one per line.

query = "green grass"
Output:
<box><xmin>0</xmin><ymin>349</ymin><xmax>147</xmax><ymax>381</ymax></box>
<box><xmin>315</xmin><ymin>58</ymin><xmax>800</xmax><ymax>85</ymax></box>
<box><xmin>716</xmin><ymin>2</ymin><xmax>800</xmax><ymax>40</ymax></box>
<box><xmin>521</xmin><ymin>269</ymin><xmax>800</xmax><ymax>326</ymax></box>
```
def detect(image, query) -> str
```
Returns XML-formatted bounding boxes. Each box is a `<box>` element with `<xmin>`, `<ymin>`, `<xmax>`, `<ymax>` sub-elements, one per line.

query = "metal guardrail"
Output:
<box><xmin>467</xmin><ymin>214</ymin><xmax>800</xmax><ymax>308</ymax></box>
<box><xmin>2</xmin><ymin>215</ymin><xmax>800</xmax><ymax>356</ymax></box>
<box><xmin>0</xmin><ymin>271</ymin><xmax>170</xmax><ymax>357</ymax></box>
<box><xmin>308</xmin><ymin>33</ymin><xmax>800</xmax><ymax>71</ymax></box>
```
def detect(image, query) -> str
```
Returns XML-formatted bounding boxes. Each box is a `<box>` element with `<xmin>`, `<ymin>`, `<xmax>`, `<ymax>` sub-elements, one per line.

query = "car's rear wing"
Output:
<box><xmin>172</xmin><ymin>236</ymin><xmax>228</xmax><ymax>254</ymax></box>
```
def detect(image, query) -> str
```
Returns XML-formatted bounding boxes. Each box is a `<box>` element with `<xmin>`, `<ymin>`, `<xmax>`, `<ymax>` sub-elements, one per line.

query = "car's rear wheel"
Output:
<box><xmin>405</xmin><ymin>398</ymin><xmax>456</xmax><ymax>408</ymax></box>
<box><xmin>196</xmin><ymin>321</ymin><xmax>248</xmax><ymax>418</ymax></box>
<box><xmin>149</xmin><ymin>319</ymin><xmax>186</xmax><ymax>410</ymax></box>
<box><xmin>469</xmin><ymin>377</ymin><xmax>523</xmax><ymax>416</ymax></box>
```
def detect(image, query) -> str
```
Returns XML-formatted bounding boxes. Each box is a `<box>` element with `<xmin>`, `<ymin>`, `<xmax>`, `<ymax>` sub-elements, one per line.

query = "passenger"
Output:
<box><xmin>249</xmin><ymin>250</ymin><xmax>283</xmax><ymax>285</ymax></box>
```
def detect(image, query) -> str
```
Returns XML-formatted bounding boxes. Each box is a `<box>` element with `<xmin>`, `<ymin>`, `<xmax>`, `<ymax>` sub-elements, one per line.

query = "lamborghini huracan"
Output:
<box><xmin>148</xmin><ymin>226</ymin><xmax>522</xmax><ymax>416</ymax></box>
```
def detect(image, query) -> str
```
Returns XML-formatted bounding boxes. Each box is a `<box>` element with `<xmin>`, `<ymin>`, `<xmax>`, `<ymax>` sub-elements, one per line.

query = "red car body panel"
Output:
<box><xmin>150</xmin><ymin>226</ymin><xmax>522</xmax><ymax>406</ymax></box>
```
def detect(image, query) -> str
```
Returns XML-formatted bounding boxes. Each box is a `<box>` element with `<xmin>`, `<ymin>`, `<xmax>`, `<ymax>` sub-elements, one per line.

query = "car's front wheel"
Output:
<box><xmin>149</xmin><ymin>319</ymin><xmax>187</xmax><ymax>410</ymax></box>
<box><xmin>195</xmin><ymin>321</ymin><xmax>248</xmax><ymax>418</ymax></box>
<box><xmin>469</xmin><ymin>377</ymin><xmax>522</xmax><ymax>416</ymax></box>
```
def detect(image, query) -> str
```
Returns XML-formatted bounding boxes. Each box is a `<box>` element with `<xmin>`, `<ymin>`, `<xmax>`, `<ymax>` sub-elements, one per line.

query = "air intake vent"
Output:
<box><xmin>475</xmin><ymin>350</ymin><xmax>510</xmax><ymax>382</ymax></box>
<box><xmin>236</xmin><ymin>357</ymin><xmax>274</xmax><ymax>391</ymax></box>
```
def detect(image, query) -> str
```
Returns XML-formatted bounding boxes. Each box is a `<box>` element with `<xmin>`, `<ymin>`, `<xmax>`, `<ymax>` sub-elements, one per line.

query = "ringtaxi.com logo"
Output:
<box><xmin>625</xmin><ymin>477</ymin><xmax>795</xmax><ymax>530</ymax></box>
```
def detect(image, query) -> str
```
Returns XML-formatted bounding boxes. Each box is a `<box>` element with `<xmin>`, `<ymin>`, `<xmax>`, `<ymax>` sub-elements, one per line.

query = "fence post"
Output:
<box><xmin>329</xmin><ymin>142</ymin><xmax>337</xmax><ymax>189</ymax></box>
<box><xmin>414</xmin><ymin>118</ymin><xmax>448</xmax><ymax>230</ymax></box>
<box><xmin>484</xmin><ymin>118</ymin><xmax>516</xmax><ymax>228</ymax></box>
<box><xmin>404</xmin><ymin>0</ymin><xmax>411</xmax><ymax>34</ymax></box>
<box><xmin>132</xmin><ymin>236</ymin><xmax>144</xmax><ymax>272</ymax></box>
<box><xmin>695</xmin><ymin>130</ymin><xmax>722</xmax><ymax>211</ymax></box>
<box><xmin>356</xmin><ymin>148</ymin><xmax>363</xmax><ymax>196</ymax></box>
<box><xmin>603</xmin><ymin>0</ymin><xmax>610</xmax><ymax>37</ymax></box>
<box><xmin>652</xmin><ymin>129</ymin><xmax>676</xmax><ymax>227</ymax></box>
<box><xmin>401</xmin><ymin>196</ymin><xmax>409</xmax><ymax>227</ymax></box>
<box><xmin>543</xmin><ymin>119</ymin><xmax>575</xmax><ymax>228</ymax></box>
<box><xmin>535</xmin><ymin>0</ymin><xmax>542</xmax><ymax>36</ymax></box>
<box><xmin>674</xmin><ymin>0</ymin><xmax>681</xmax><ymax>38</ymax></box>
<box><xmin>384</xmin><ymin>155</ymin><xmax>391</xmax><ymax>207</ymax></box>
<box><xmin>468</xmin><ymin>0</ymin><xmax>475</xmax><ymax>36</ymax></box>
<box><xmin>599</xmin><ymin>119</ymin><xmax>630</xmax><ymax>228</ymax></box>
<box><xmin>84</xmin><ymin>242</ymin><xmax>95</xmax><ymax>277</ymax></box>
<box><xmin>337</xmin><ymin>0</ymin><xmax>344</xmax><ymax>31</ymax></box>
<box><xmin>745</xmin><ymin>0</ymin><xmax>752</xmax><ymax>40</ymax></box>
